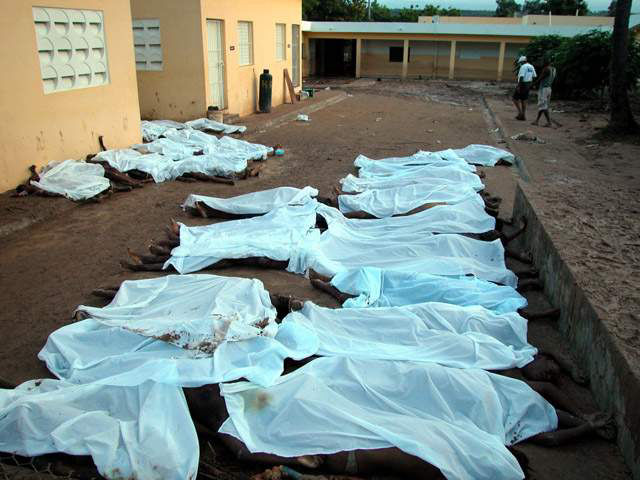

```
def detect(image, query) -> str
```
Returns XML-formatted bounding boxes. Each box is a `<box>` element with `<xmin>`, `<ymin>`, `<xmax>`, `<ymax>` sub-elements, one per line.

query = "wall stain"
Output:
<box><xmin>35</xmin><ymin>131</ymin><xmax>45</xmax><ymax>152</ymax></box>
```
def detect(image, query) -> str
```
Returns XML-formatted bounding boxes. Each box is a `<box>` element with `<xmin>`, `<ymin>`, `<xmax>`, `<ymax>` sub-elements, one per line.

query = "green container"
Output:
<box><xmin>302</xmin><ymin>87</ymin><xmax>315</xmax><ymax>98</ymax></box>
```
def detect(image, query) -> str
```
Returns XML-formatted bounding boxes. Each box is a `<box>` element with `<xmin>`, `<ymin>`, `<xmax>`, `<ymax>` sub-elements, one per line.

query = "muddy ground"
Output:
<box><xmin>0</xmin><ymin>80</ymin><xmax>636</xmax><ymax>479</ymax></box>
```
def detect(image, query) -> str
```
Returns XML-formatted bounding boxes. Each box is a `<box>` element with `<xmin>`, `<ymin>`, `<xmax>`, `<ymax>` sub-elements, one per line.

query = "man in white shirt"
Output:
<box><xmin>513</xmin><ymin>56</ymin><xmax>537</xmax><ymax>121</ymax></box>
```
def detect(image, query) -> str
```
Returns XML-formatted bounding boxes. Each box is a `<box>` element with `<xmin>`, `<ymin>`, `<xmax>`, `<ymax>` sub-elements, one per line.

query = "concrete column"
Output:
<box><xmin>497</xmin><ymin>41</ymin><xmax>506</xmax><ymax>81</ymax></box>
<box><xmin>448</xmin><ymin>40</ymin><xmax>456</xmax><ymax>80</ymax></box>
<box><xmin>402</xmin><ymin>39</ymin><xmax>409</xmax><ymax>79</ymax></box>
<box><xmin>355</xmin><ymin>38</ymin><xmax>362</xmax><ymax>79</ymax></box>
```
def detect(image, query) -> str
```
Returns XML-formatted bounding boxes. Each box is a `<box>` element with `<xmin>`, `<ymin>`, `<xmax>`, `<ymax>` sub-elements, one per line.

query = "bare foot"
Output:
<box><xmin>127</xmin><ymin>248</ymin><xmax>143</xmax><ymax>265</ymax></box>
<box><xmin>296</xmin><ymin>455</ymin><xmax>323</xmax><ymax>469</ymax></box>
<box><xmin>585</xmin><ymin>413</ymin><xmax>617</xmax><ymax>441</ymax></box>
<box><xmin>169</xmin><ymin>218</ymin><xmax>180</xmax><ymax>236</ymax></box>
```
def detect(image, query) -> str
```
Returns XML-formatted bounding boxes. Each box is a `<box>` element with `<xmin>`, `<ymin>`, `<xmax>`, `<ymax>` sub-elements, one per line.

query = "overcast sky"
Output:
<box><xmin>380</xmin><ymin>0</ymin><xmax>616</xmax><ymax>10</ymax></box>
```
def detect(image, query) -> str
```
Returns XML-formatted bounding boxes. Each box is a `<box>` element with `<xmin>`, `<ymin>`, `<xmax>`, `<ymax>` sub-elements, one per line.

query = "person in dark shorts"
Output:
<box><xmin>513</xmin><ymin>56</ymin><xmax>537</xmax><ymax>121</ymax></box>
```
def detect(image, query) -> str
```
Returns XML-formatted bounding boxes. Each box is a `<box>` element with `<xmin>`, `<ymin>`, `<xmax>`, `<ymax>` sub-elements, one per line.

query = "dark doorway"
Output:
<box><xmin>312</xmin><ymin>39</ymin><xmax>356</xmax><ymax>77</ymax></box>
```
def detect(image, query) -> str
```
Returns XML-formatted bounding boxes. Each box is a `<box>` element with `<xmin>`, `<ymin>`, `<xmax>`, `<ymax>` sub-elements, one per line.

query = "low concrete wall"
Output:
<box><xmin>512</xmin><ymin>184</ymin><xmax>640</xmax><ymax>479</ymax></box>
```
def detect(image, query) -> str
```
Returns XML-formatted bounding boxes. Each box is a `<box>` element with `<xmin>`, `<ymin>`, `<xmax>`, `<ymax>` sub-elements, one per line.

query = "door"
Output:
<box><xmin>206</xmin><ymin>19</ymin><xmax>225</xmax><ymax>109</ymax></box>
<box><xmin>292</xmin><ymin>24</ymin><xmax>300</xmax><ymax>86</ymax></box>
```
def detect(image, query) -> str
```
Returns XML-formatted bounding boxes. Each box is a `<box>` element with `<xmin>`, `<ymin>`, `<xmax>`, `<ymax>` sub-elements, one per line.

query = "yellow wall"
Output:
<box><xmin>407</xmin><ymin>40</ymin><xmax>451</xmax><ymax>78</ymax></box>
<box><xmin>132</xmin><ymin>0</ymin><xmax>302</xmax><ymax>120</ymax></box>
<box><xmin>419</xmin><ymin>15</ymin><xmax>613</xmax><ymax>26</ymax></box>
<box><xmin>200</xmin><ymin>0</ymin><xmax>302</xmax><ymax>117</ymax></box>
<box><xmin>419</xmin><ymin>16</ymin><xmax>520</xmax><ymax>24</ymax></box>
<box><xmin>523</xmin><ymin>15</ymin><xmax>613</xmax><ymax>26</ymax></box>
<box><xmin>131</xmin><ymin>0</ymin><xmax>207</xmax><ymax>121</ymax></box>
<box><xmin>0</xmin><ymin>0</ymin><xmax>141</xmax><ymax>193</ymax></box>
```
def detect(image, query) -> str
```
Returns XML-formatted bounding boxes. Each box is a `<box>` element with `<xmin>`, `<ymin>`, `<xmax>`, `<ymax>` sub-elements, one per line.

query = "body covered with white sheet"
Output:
<box><xmin>219</xmin><ymin>357</ymin><xmax>557</xmax><ymax>480</ymax></box>
<box><xmin>331</xmin><ymin>266</ymin><xmax>526</xmax><ymax>313</ymax></box>
<box><xmin>284</xmin><ymin>301</ymin><xmax>536</xmax><ymax>369</ymax></box>
<box><xmin>166</xmin><ymin>202</ymin><xmax>319</xmax><ymax>274</ymax></box>
<box><xmin>338</xmin><ymin>183</ymin><xmax>478</xmax><ymax>218</ymax></box>
<box><xmin>317</xmin><ymin>196</ymin><xmax>494</xmax><ymax>235</ymax></box>
<box><xmin>452</xmin><ymin>144</ymin><xmax>515</xmax><ymax>167</ymax></box>
<box><xmin>94</xmin><ymin>149</ymin><xmax>176</xmax><ymax>183</ymax></box>
<box><xmin>340</xmin><ymin>164</ymin><xmax>483</xmax><ymax>193</ymax></box>
<box><xmin>183</xmin><ymin>186</ymin><xmax>318</xmax><ymax>215</ymax></box>
<box><xmin>40</xmin><ymin>275</ymin><xmax>318</xmax><ymax>387</ymax></box>
<box><xmin>0</xmin><ymin>380</ymin><xmax>197</xmax><ymax>480</ymax></box>
<box><xmin>354</xmin><ymin>150</ymin><xmax>475</xmax><ymax>176</ymax></box>
<box><xmin>294</xmin><ymin>226</ymin><xmax>517</xmax><ymax>287</ymax></box>
<box><xmin>31</xmin><ymin>160</ymin><xmax>110</xmax><ymax>201</ymax></box>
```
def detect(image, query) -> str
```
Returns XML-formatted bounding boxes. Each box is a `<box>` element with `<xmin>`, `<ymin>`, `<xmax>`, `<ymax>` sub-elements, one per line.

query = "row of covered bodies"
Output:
<box><xmin>0</xmin><ymin>144</ymin><xmax>560</xmax><ymax>480</ymax></box>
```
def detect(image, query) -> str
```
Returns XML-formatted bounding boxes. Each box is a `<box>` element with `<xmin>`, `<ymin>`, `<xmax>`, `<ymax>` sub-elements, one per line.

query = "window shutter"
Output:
<box><xmin>276</xmin><ymin>23</ymin><xmax>285</xmax><ymax>60</ymax></box>
<box><xmin>237</xmin><ymin>21</ymin><xmax>253</xmax><ymax>65</ymax></box>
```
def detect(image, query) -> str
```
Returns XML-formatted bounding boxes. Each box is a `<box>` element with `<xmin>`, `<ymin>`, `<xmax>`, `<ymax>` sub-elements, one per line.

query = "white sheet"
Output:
<box><xmin>0</xmin><ymin>380</ymin><xmax>198</xmax><ymax>480</ymax></box>
<box><xmin>94</xmin><ymin>149</ymin><xmax>176</xmax><ymax>183</ymax></box>
<box><xmin>140</xmin><ymin>119</ymin><xmax>184</xmax><ymax>142</ymax></box>
<box><xmin>354</xmin><ymin>150</ymin><xmax>476</xmax><ymax>175</ymax></box>
<box><xmin>219</xmin><ymin>357</ymin><xmax>557</xmax><ymax>480</ymax></box>
<box><xmin>452</xmin><ymin>145</ymin><xmax>515</xmax><ymax>166</ymax></box>
<box><xmin>331</xmin><ymin>267</ymin><xmax>526</xmax><ymax>312</ymax></box>
<box><xmin>132</xmin><ymin>138</ymin><xmax>200</xmax><ymax>160</ymax></box>
<box><xmin>39</xmin><ymin>317</ymin><xmax>317</xmax><ymax>388</ymax></box>
<box><xmin>317</xmin><ymin>196</ymin><xmax>494</xmax><ymax>234</ymax></box>
<box><xmin>40</xmin><ymin>274</ymin><xmax>318</xmax><ymax>387</ymax></box>
<box><xmin>76</xmin><ymin>274</ymin><xmax>279</xmax><ymax>352</ymax></box>
<box><xmin>338</xmin><ymin>183</ymin><xmax>478</xmax><ymax>218</ymax></box>
<box><xmin>185</xmin><ymin>118</ymin><xmax>247</xmax><ymax>135</ymax></box>
<box><xmin>166</xmin><ymin>202</ymin><xmax>320</xmax><ymax>274</ymax></box>
<box><xmin>294</xmin><ymin>228</ymin><xmax>518</xmax><ymax>287</ymax></box>
<box><xmin>31</xmin><ymin>160</ymin><xmax>110</xmax><ymax>201</ymax></box>
<box><xmin>341</xmin><ymin>164</ymin><xmax>483</xmax><ymax>193</ymax></box>
<box><xmin>183</xmin><ymin>186</ymin><xmax>319</xmax><ymax>215</ymax></box>
<box><xmin>284</xmin><ymin>301</ymin><xmax>536</xmax><ymax>369</ymax></box>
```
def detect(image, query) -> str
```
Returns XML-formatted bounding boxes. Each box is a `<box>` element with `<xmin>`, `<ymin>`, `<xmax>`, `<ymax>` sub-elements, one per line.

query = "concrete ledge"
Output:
<box><xmin>512</xmin><ymin>184</ymin><xmax>640</xmax><ymax>479</ymax></box>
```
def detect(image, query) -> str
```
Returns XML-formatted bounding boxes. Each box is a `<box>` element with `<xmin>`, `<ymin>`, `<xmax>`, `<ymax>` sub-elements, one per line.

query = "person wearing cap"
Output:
<box><xmin>513</xmin><ymin>56</ymin><xmax>537</xmax><ymax>121</ymax></box>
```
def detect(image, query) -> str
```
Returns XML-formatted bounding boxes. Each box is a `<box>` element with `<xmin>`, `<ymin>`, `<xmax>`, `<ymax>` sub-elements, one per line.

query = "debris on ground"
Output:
<box><xmin>510</xmin><ymin>131</ymin><xmax>546</xmax><ymax>144</ymax></box>
<box><xmin>297</xmin><ymin>114</ymin><xmax>310</xmax><ymax>122</ymax></box>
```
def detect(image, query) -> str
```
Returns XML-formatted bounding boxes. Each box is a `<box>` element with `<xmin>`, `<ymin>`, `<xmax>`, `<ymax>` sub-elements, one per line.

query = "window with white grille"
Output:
<box><xmin>133</xmin><ymin>19</ymin><xmax>163</xmax><ymax>71</ymax></box>
<box><xmin>237</xmin><ymin>21</ymin><xmax>253</xmax><ymax>66</ymax></box>
<box><xmin>32</xmin><ymin>7</ymin><xmax>109</xmax><ymax>94</ymax></box>
<box><xmin>276</xmin><ymin>23</ymin><xmax>286</xmax><ymax>61</ymax></box>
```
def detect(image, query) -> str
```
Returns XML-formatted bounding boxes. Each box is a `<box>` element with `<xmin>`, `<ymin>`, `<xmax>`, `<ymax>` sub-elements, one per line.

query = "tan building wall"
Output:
<box><xmin>132</xmin><ymin>0</ymin><xmax>302</xmax><ymax>121</ymax></box>
<box><xmin>523</xmin><ymin>15</ymin><xmax>613</xmax><ymax>26</ymax></box>
<box><xmin>130</xmin><ymin>0</ymin><xmax>206</xmax><ymax>120</ymax></box>
<box><xmin>304</xmin><ymin>31</ymin><xmax>538</xmax><ymax>82</ymax></box>
<box><xmin>0</xmin><ymin>0</ymin><xmax>141</xmax><ymax>193</ymax></box>
<box><xmin>454</xmin><ymin>42</ymin><xmax>500</xmax><ymax>80</ymax></box>
<box><xmin>407</xmin><ymin>40</ymin><xmax>451</xmax><ymax>78</ymax></box>
<box><xmin>419</xmin><ymin>16</ymin><xmax>520</xmax><ymax>24</ymax></box>
<box><xmin>419</xmin><ymin>15</ymin><xmax>614</xmax><ymax>26</ymax></box>
<box><xmin>361</xmin><ymin>39</ymin><xmax>403</xmax><ymax>77</ymax></box>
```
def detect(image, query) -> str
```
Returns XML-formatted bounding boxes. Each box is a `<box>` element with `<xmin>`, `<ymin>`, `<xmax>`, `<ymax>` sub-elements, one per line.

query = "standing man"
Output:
<box><xmin>513</xmin><ymin>56</ymin><xmax>537</xmax><ymax>121</ymax></box>
<box><xmin>532</xmin><ymin>58</ymin><xmax>557</xmax><ymax>127</ymax></box>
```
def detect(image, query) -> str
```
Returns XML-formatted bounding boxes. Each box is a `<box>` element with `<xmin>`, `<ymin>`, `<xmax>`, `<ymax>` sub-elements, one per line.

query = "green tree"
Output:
<box><xmin>495</xmin><ymin>0</ymin><xmax>519</xmax><ymax>17</ymax></box>
<box><xmin>544</xmin><ymin>0</ymin><xmax>589</xmax><ymax>15</ymax></box>
<box><xmin>370</xmin><ymin>0</ymin><xmax>394</xmax><ymax>21</ymax></box>
<box><xmin>518</xmin><ymin>31</ymin><xmax>640</xmax><ymax>100</ymax></box>
<box><xmin>523</xmin><ymin>0</ymin><xmax>547</xmax><ymax>14</ymax></box>
<box><xmin>608</xmin><ymin>1</ymin><xmax>617</xmax><ymax>16</ymax></box>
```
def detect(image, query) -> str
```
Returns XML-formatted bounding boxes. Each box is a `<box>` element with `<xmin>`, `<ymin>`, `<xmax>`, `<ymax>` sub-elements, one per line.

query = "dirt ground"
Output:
<box><xmin>0</xmin><ymin>80</ymin><xmax>635</xmax><ymax>479</ymax></box>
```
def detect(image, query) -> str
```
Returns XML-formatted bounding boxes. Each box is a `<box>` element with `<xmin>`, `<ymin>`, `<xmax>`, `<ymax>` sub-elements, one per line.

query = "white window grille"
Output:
<box><xmin>133</xmin><ymin>19</ymin><xmax>163</xmax><ymax>71</ymax></box>
<box><xmin>237</xmin><ymin>21</ymin><xmax>253</xmax><ymax>66</ymax></box>
<box><xmin>276</xmin><ymin>23</ymin><xmax>286</xmax><ymax>61</ymax></box>
<box><xmin>33</xmin><ymin>7</ymin><xmax>109</xmax><ymax>94</ymax></box>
